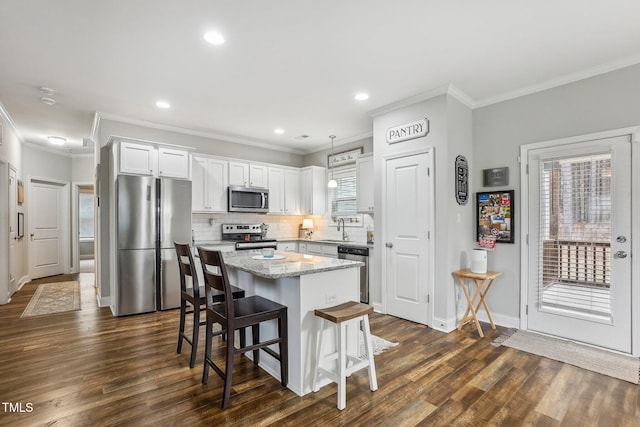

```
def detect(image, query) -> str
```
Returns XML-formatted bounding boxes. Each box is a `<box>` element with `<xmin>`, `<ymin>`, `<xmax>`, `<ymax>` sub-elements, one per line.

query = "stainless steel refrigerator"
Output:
<box><xmin>115</xmin><ymin>175</ymin><xmax>191</xmax><ymax>316</ymax></box>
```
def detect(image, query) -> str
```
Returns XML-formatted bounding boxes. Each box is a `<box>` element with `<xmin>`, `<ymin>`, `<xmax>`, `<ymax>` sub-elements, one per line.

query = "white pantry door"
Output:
<box><xmin>29</xmin><ymin>179</ymin><xmax>68</xmax><ymax>279</ymax></box>
<box><xmin>384</xmin><ymin>151</ymin><xmax>433</xmax><ymax>325</ymax></box>
<box><xmin>526</xmin><ymin>135</ymin><xmax>632</xmax><ymax>353</ymax></box>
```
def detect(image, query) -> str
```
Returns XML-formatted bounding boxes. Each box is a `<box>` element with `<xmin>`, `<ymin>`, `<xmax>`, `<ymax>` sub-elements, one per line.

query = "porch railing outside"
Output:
<box><xmin>542</xmin><ymin>240</ymin><xmax>610</xmax><ymax>289</ymax></box>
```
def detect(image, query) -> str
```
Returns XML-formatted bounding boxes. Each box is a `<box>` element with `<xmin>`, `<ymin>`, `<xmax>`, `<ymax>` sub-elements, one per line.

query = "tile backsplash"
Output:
<box><xmin>192</xmin><ymin>213</ymin><xmax>374</xmax><ymax>244</ymax></box>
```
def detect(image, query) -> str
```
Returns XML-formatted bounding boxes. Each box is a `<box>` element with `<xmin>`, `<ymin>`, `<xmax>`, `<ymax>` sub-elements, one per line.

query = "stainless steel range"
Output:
<box><xmin>221</xmin><ymin>223</ymin><xmax>278</xmax><ymax>251</ymax></box>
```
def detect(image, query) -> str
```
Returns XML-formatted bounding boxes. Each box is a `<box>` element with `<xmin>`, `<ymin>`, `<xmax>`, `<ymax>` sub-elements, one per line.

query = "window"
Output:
<box><xmin>79</xmin><ymin>191</ymin><xmax>94</xmax><ymax>239</ymax></box>
<box><xmin>328</xmin><ymin>166</ymin><xmax>361</xmax><ymax>225</ymax></box>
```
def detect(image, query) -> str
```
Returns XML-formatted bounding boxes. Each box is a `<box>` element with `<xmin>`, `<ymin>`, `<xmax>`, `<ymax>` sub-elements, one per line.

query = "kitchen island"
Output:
<box><xmin>219</xmin><ymin>250</ymin><xmax>363</xmax><ymax>396</ymax></box>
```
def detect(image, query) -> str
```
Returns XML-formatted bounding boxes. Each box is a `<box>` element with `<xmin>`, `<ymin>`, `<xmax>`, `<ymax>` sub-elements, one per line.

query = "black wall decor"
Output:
<box><xmin>476</xmin><ymin>190</ymin><xmax>514</xmax><ymax>243</ymax></box>
<box><xmin>455</xmin><ymin>155</ymin><xmax>468</xmax><ymax>205</ymax></box>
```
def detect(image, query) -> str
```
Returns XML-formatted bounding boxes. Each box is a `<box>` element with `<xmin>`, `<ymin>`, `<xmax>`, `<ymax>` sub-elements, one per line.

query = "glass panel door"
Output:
<box><xmin>527</xmin><ymin>135</ymin><xmax>632</xmax><ymax>353</ymax></box>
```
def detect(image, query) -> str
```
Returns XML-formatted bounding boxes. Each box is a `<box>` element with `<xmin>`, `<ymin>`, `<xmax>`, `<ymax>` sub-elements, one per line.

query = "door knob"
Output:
<box><xmin>614</xmin><ymin>251</ymin><xmax>628</xmax><ymax>259</ymax></box>
<box><xmin>385</xmin><ymin>242</ymin><xmax>393</xmax><ymax>248</ymax></box>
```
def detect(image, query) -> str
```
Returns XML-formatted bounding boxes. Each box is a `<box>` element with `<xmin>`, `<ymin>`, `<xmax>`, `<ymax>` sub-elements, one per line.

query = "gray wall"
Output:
<box><xmin>372</xmin><ymin>93</ymin><xmax>474</xmax><ymax>328</ymax></box>
<box><xmin>473</xmin><ymin>63</ymin><xmax>640</xmax><ymax>322</ymax></box>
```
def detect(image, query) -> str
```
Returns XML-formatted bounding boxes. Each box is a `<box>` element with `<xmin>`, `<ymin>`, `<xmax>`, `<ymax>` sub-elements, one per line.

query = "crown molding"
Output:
<box><xmin>475</xmin><ymin>54</ymin><xmax>640</xmax><ymax>108</ymax></box>
<box><xmin>0</xmin><ymin>100</ymin><xmax>23</xmax><ymax>143</ymax></box>
<box><xmin>368</xmin><ymin>84</ymin><xmax>476</xmax><ymax>118</ymax></box>
<box><xmin>95</xmin><ymin>112</ymin><xmax>309</xmax><ymax>155</ymax></box>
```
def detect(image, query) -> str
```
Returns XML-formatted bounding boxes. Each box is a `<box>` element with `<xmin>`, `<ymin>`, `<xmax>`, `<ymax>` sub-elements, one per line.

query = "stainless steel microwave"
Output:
<box><xmin>228</xmin><ymin>185</ymin><xmax>269</xmax><ymax>213</ymax></box>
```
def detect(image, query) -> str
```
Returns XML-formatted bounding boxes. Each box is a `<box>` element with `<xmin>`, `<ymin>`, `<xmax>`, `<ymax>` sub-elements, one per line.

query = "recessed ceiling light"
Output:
<box><xmin>354</xmin><ymin>93</ymin><xmax>369</xmax><ymax>101</ymax></box>
<box><xmin>203</xmin><ymin>31</ymin><xmax>225</xmax><ymax>45</ymax></box>
<box><xmin>155</xmin><ymin>100</ymin><xmax>171</xmax><ymax>109</ymax></box>
<box><xmin>48</xmin><ymin>136</ymin><xmax>66</xmax><ymax>145</ymax></box>
<box><xmin>274</xmin><ymin>128</ymin><xmax>285</xmax><ymax>135</ymax></box>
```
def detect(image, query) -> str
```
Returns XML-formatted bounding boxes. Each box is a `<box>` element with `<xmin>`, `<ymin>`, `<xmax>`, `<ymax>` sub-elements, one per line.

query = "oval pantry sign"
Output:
<box><xmin>387</xmin><ymin>118</ymin><xmax>429</xmax><ymax>144</ymax></box>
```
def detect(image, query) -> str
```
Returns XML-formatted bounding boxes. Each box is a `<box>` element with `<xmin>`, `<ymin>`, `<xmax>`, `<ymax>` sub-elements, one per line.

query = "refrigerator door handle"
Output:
<box><xmin>146</xmin><ymin>184</ymin><xmax>151</xmax><ymax>201</ymax></box>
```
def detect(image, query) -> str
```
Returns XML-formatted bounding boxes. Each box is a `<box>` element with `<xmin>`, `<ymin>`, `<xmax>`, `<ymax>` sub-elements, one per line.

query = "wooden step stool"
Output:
<box><xmin>312</xmin><ymin>301</ymin><xmax>378</xmax><ymax>410</ymax></box>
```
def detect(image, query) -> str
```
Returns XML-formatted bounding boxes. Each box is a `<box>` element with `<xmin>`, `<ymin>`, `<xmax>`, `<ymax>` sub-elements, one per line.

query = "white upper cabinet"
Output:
<box><xmin>249</xmin><ymin>163</ymin><xmax>268</xmax><ymax>188</ymax></box>
<box><xmin>228</xmin><ymin>161</ymin><xmax>268</xmax><ymax>188</ymax></box>
<box><xmin>284</xmin><ymin>169</ymin><xmax>299</xmax><ymax>214</ymax></box>
<box><xmin>228</xmin><ymin>161</ymin><xmax>249</xmax><ymax>186</ymax></box>
<box><xmin>192</xmin><ymin>156</ymin><xmax>228</xmax><ymax>212</ymax></box>
<box><xmin>268</xmin><ymin>167</ymin><xmax>285</xmax><ymax>214</ymax></box>
<box><xmin>120</xmin><ymin>142</ymin><xmax>155</xmax><ymax>176</ymax></box>
<box><xmin>268</xmin><ymin>167</ymin><xmax>299</xmax><ymax>214</ymax></box>
<box><xmin>119</xmin><ymin>141</ymin><xmax>190</xmax><ymax>179</ymax></box>
<box><xmin>158</xmin><ymin>147</ymin><xmax>190</xmax><ymax>179</ymax></box>
<box><xmin>356</xmin><ymin>153</ymin><xmax>374</xmax><ymax>213</ymax></box>
<box><xmin>300</xmin><ymin>166</ymin><xmax>326</xmax><ymax>215</ymax></box>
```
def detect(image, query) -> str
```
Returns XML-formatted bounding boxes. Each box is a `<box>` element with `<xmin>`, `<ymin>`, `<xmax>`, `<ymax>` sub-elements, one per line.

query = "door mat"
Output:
<box><xmin>359</xmin><ymin>334</ymin><xmax>398</xmax><ymax>358</ymax></box>
<box><xmin>493</xmin><ymin>329</ymin><xmax>640</xmax><ymax>384</ymax></box>
<box><xmin>20</xmin><ymin>281</ymin><xmax>81</xmax><ymax>318</ymax></box>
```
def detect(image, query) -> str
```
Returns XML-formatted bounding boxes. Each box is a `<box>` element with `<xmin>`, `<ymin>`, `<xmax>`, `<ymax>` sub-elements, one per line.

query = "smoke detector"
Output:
<box><xmin>39</xmin><ymin>86</ymin><xmax>55</xmax><ymax>96</ymax></box>
<box><xmin>41</xmin><ymin>97</ymin><xmax>56</xmax><ymax>106</ymax></box>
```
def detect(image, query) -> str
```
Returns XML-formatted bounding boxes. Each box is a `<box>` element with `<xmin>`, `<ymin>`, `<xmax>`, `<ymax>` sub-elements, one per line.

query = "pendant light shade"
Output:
<box><xmin>327</xmin><ymin>135</ymin><xmax>338</xmax><ymax>188</ymax></box>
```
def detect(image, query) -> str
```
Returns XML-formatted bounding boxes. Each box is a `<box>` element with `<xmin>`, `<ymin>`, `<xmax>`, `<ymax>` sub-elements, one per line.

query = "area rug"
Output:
<box><xmin>494</xmin><ymin>329</ymin><xmax>640</xmax><ymax>384</ymax></box>
<box><xmin>20</xmin><ymin>281</ymin><xmax>81</xmax><ymax>318</ymax></box>
<box><xmin>359</xmin><ymin>334</ymin><xmax>398</xmax><ymax>358</ymax></box>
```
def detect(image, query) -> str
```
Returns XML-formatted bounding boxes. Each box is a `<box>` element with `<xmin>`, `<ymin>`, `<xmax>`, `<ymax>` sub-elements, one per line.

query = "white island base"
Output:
<box><xmin>226</xmin><ymin>265</ymin><xmax>360</xmax><ymax>396</ymax></box>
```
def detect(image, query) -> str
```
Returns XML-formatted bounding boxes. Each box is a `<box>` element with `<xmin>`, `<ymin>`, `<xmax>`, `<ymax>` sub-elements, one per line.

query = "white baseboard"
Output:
<box><xmin>372</xmin><ymin>302</ymin><xmax>383</xmax><ymax>313</ymax></box>
<box><xmin>433</xmin><ymin>311</ymin><xmax>520</xmax><ymax>334</ymax></box>
<box><xmin>432</xmin><ymin>316</ymin><xmax>457</xmax><ymax>333</ymax></box>
<box><xmin>17</xmin><ymin>275</ymin><xmax>29</xmax><ymax>290</ymax></box>
<box><xmin>475</xmin><ymin>311</ymin><xmax>520</xmax><ymax>329</ymax></box>
<box><xmin>96</xmin><ymin>294</ymin><xmax>111</xmax><ymax>308</ymax></box>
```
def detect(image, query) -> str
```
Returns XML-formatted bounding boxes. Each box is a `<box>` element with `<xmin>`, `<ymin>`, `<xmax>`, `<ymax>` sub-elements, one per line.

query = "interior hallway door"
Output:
<box><xmin>384</xmin><ymin>151</ymin><xmax>433</xmax><ymax>325</ymax></box>
<box><xmin>29</xmin><ymin>179</ymin><xmax>68</xmax><ymax>279</ymax></box>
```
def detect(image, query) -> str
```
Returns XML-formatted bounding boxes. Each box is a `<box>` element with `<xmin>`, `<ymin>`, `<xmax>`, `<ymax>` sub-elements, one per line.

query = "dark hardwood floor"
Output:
<box><xmin>1</xmin><ymin>272</ymin><xmax>638</xmax><ymax>426</ymax></box>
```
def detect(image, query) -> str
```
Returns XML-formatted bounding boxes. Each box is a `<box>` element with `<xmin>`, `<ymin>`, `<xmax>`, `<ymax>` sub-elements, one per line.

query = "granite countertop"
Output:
<box><xmin>193</xmin><ymin>239</ymin><xmax>374</xmax><ymax>248</ymax></box>
<box><xmin>221</xmin><ymin>251</ymin><xmax>364</xmax><ymax>280</ymax></box>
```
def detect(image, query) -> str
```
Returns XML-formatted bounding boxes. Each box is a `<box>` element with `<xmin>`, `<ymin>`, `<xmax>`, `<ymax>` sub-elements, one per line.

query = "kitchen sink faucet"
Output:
<box><xmin>337</xmin><ymin>218</ymin><xmax>348</xmax><ymax>241</ymax></box>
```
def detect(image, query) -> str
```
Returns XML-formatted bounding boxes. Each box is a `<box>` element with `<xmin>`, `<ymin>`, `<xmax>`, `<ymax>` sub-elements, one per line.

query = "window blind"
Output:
<box><xmin>329</xmin><ymin>167</ymin><xmax>357</xmax><ymax>217</ymax></box>
<box><xmin>537</xmin><ymin>152</ymin><xmax>612</xmax><ymax>317</ymax></box>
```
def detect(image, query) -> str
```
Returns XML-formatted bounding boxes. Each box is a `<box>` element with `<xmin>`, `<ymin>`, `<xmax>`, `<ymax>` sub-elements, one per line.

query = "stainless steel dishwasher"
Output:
<box><xmin>337</xmin><ymin>245</ymin><xmax>369</xmax><ymax>304</ymax></box>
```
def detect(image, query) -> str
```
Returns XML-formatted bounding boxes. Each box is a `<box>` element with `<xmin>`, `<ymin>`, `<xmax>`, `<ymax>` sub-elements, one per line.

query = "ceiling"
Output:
<box><xmin>1</xmin><ymin>1</ymin><xmax>640</xmax><ymax>155</ymax></box>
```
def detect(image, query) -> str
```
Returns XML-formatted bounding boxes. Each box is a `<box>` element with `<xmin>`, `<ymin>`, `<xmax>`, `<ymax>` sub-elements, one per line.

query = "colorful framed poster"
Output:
<box><xmin>476</xmin><ymin>190</ymin><xmax>514</xmax><ymax>244</ymax></box>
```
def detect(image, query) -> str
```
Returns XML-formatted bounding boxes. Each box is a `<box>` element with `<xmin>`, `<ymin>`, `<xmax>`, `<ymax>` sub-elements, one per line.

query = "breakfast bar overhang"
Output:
<box><xmin>220</xmin><ymin>251</ymin><xmax>364</xmax><ymax>396</ymax></box>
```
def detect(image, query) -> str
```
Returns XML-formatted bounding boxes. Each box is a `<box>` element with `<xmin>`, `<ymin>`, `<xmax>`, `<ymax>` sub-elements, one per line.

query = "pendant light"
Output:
<box><xmin>327</xmin><ymin>135</ymin><xmax>338</xmax><ymax>188</ymax></box>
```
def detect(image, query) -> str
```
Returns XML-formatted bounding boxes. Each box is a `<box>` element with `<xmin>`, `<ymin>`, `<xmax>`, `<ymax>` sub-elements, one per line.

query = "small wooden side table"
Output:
<box><xmin>452</xmin><ymin>269</ymin><xmax>502</xmax><ymax>337</ymax></box>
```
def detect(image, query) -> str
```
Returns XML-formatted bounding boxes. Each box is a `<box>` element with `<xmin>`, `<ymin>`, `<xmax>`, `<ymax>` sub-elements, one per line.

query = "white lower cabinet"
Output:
<box><xmin>299</xmin><ymin>242</ymin><xmax>337</xmax><ymax>258</ymax></box>
<box><xmin>277</xmin><ymin>241</ymin><xmax>298</xmax><ymax>252</ymax></box>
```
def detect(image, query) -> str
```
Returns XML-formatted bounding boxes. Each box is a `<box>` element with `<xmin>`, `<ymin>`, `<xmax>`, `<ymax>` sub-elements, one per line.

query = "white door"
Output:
<box><xmin>8</xmin><ymin>168</ymin><xmax>17</xmax><ymax>294</ymax></box>
<box><xmin>385</xmin><ymin>152</ymin><xmax>433</xmax><ymax>324</ymax></box>
<box><xmin>526</xmin><ymin>135</ymin><xmax>632</xmax><ymax>353</ymax></box>
<box><xmin>29</xmin><ymin>180</ymin><xmax>68</xmax><ymax>279</ymax></box>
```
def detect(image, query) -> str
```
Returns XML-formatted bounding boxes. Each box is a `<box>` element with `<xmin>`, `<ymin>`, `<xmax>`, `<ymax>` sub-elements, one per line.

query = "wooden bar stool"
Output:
<box><xmin>198</xmin><ymin>248</ymin><xmax>289</xmax><ymax>409</ymax></box>
<box><xmin>312</xmin><ymin>301</ymin><xmax>378</xmax><ymax>410</ymax></box>
<box><xmin>174</xmin><ymin>242</ymin><xmax>245</xmax><ymax>368</ymax></box>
